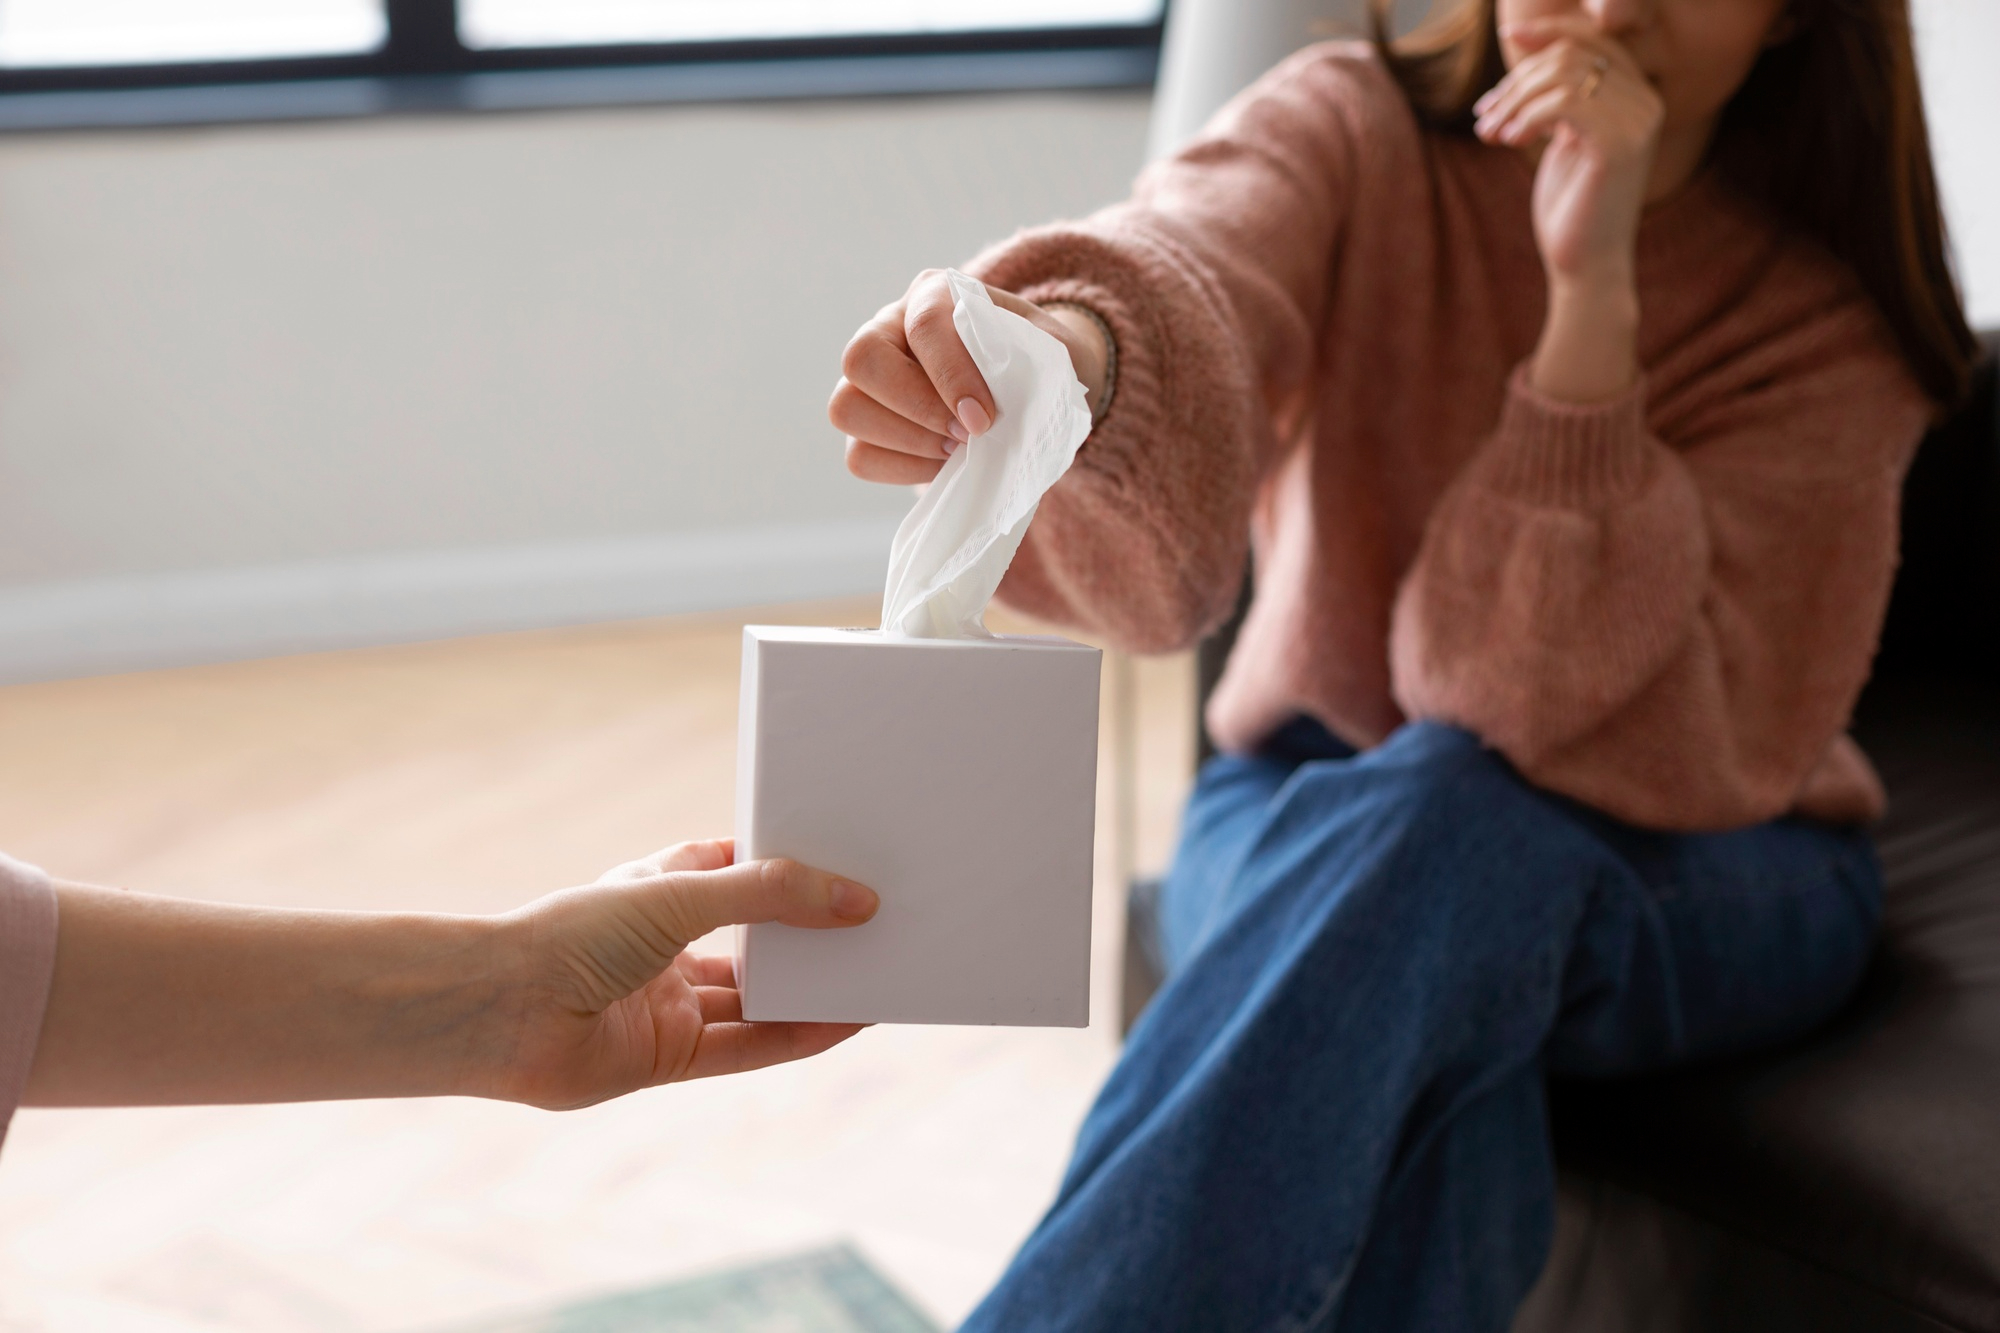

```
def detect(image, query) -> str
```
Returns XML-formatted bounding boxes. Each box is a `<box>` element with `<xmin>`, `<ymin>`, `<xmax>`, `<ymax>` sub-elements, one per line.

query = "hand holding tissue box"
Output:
<box><xmin>735</xmin><ymin>272</ymin><xmax>1101</xmax><ymax>1027</ymax></box>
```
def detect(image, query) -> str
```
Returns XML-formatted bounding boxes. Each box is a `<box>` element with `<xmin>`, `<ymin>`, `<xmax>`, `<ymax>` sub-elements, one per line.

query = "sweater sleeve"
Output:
<box><xmin>967</xmin><ymin>45</ymin><xmax>1388</xmax><ymax>653</ymax></box>
<box><xmin>0</xmin><ymin>852</ymin><xmax>57</xmax><ymax>1150</ymax></box>
<box><xmin>1388</xmin><ymin>297</ymin><xmax>1933</xmax><ymax>831</ymax></box>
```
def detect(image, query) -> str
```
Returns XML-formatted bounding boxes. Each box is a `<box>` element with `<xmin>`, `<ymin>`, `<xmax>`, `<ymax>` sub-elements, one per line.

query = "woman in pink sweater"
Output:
<box><xmin>831</xmin><ymin>0</ymin><xmax>1980</xmax><ymax>1324</ymax></box>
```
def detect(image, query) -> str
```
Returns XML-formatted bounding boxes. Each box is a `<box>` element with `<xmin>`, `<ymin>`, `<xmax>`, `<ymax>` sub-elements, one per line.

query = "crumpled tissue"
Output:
<box><xmin>879</xmin><ymin>269</ymin><xmax>1094</xmax><ymax>639</ymax></box>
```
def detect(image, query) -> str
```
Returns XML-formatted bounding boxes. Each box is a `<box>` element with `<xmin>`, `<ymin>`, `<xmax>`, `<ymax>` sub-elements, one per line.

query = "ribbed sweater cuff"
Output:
<box><xmin>0</xmin><ymin>853</ymin><xmax>56</xmax><ymax>1152</ymax></box>
<box><xmin>966</xmin><ymin>228</ymin><xmax>1167</xmax><ymax>488</ymax></box>
<box><xmin>1009</xmin><ymin>278</ymin><xmax>1151</xmax><ymax>452</ymax></box>
<box><xmin>1485</xmin><ymin>363</ymin><xmax>1654</xmax><ymax>508</ymax></box>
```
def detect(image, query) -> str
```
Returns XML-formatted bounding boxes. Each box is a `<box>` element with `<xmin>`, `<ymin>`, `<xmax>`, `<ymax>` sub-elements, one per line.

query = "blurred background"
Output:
<box><xmin>0</xmin><ymin>1</ymin><xmax>1991</xmax><ymax>1329</ymax></box>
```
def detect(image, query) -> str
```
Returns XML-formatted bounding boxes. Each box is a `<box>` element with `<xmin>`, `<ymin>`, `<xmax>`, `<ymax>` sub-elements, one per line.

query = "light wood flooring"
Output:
<box><xmin>0</xmin><ymin>600</ymin><xmax>1195</xmax><ymax>1331</ymax></box>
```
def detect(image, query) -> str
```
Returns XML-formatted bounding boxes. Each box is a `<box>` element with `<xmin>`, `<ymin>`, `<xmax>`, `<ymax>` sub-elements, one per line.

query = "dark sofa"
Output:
<box><xmin>1514</xmin><ymin>335</ymin><xmax>2000</xmax><ymax>1331</ymax></box>
<box><xmin>1126</xmin><ymin>336</ymin><xmax>2000</xmax><ymax>1330</ymax></box>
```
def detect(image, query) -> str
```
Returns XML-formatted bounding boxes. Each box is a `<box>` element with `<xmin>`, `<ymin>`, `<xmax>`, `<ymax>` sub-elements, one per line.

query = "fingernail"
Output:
<box><xmin>956</xmin><ymin>398</ymin><xmax>993</xmax><ymax>437</ymax></box>
<box><xmin>942</xmin><ymin>437</ymin><xmax>961</xmax><ymax>456</ymax></box>
<box><xmin>946</xmin><ymin>417</ymin><xmax>970</xmax><ymax>444</ymax></box>
<box><xmin>831</xmin><ymin>880</ymin><xmax>878</xmax><ymax>921</ymax></box>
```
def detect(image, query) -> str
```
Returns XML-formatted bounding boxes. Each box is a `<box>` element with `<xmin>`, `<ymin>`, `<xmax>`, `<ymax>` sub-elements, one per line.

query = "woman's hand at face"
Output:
<box><xmin>1476</xmin><ymin>17</ymin><xmax>1663</xmax><ymax>402</ymax></box>
<box><xmin>1475</xmin><ymin>17</ymin><xmax>1664</xmax><ymax>286</ymax></box>
<box><xmin>485</xmin><ymin>840</ymin><xmax>879</xmax><ymax>1110</ymax></box>
<box><xmin>830</xmin><ymin>268</ymin><xmax>1110</xmax><ymax>486</ymax></box>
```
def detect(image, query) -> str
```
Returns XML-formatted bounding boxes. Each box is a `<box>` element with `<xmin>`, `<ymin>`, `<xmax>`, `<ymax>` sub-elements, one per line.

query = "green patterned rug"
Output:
<box><xmin>445</xmin><ymin>1245</ymin><xmax>939</xmax><ymax>1333</ymax></box>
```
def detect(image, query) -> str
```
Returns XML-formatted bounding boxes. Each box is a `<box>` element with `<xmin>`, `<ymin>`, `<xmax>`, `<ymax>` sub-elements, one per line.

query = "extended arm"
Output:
<box><xmin>833</xmin><ymin>47</ymin><xmax>1377</xmax><ymax>652</ymax></box>
<box><xmin>23</xmin><ymin>842</ymin><xmax>877</xmax><ymax>1111</ymax></box>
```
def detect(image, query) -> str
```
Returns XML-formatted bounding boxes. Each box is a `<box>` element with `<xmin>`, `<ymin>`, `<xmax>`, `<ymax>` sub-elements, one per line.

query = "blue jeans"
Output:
<box><xmin>961</xmin><ymin>720</ymin><xmax>1881</xmax><ymax>1332</ymax></box>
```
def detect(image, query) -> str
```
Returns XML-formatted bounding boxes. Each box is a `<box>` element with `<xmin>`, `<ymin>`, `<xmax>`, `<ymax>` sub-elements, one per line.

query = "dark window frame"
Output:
<box><xmin>0</xmin><ymin>0</ymin><xmax>1164</xmax><ymax>132</ymax></box>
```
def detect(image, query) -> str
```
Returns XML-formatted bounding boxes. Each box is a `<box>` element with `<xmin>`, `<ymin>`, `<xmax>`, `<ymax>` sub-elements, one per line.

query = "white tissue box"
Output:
<box><xmin>734</xmin><ymin>625</ymin><xmax>1101</xmax><ymax>1026</ymax></box>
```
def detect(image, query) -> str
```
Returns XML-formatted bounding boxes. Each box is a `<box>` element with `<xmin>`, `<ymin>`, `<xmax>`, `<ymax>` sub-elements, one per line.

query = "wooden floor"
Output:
<box><xmin>0</xmin><ymin>600</ymin><xmax>1194</xmax><ymax>1331</ymax></box>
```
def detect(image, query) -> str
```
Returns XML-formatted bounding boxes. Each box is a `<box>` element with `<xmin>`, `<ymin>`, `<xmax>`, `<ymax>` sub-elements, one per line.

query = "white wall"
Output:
<box><xmin>0</xmin><ymin>91</ymin><xmax>1150</xmax><ymax>679</ymax></box>
<box><xmin>1914</xmin><ymin>0</ymin><xmax>2000</xmax><ymax>331</ymax></box>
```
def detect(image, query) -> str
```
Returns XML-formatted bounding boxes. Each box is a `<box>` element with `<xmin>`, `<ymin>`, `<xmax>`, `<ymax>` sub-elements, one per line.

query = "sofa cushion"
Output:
<box><xmin>1525</xmin><ymin>678</ymin><xmax>2000</xmax><ymax>1332</ymax></box>
<box><xmin>1525</xmin><ymin>344</ymin><xmax>2000</xmax><ymax>1332</ymax></box>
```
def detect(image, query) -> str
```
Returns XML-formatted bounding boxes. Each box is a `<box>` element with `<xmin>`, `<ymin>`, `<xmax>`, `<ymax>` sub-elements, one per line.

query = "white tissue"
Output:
<box><xmin>879</xmin><ymin>269</ymin><xmax>1094</xmax><ymax>639</ymax></box>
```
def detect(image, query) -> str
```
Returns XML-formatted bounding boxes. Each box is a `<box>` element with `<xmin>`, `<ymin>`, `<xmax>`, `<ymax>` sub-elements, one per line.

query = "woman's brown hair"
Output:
<box><xmin>1372</xmin><ymin>0</ymin><xmax>1981</xmax><ymax>408</ymax></box>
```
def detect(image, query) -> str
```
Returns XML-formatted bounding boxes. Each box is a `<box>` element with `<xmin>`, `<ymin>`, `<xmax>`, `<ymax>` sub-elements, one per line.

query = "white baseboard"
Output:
<box><xmin>0</xmin><ymin>517</ymin><xmax>901</xmax><ymax>684</ymax></box>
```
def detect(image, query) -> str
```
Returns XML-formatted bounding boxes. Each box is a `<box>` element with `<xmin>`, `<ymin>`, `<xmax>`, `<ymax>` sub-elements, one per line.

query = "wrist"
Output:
<box><xmin>1545</xmin><ymin>248</ymin><xmax>1637</xmax><ymax>297</ymax></box>
<box><xmin>1532</xmin><ymin>278</ymin><xmax>1640</xmax><ymax>405</ymax></box>
<box><xmin>405</xmin><ymin>912</ymin><xmax>521</xmax><ymax>1101</ymax></box>
<box><xmin>1043</xmin><ymin>304</ymin><xmax>1113</xmax><ymax>422</ymax></box>
<box><xmin>248</xmin><ymin>907</ymin><xmax>512</xmax><ymax>1102</ymax></box>
<box><xmin>278</xmin><ymin>909</ymin><xmax>512</xmax><ymax>1101</ymax></box>
<box><xmin>1546</xmin><ymin>265</ymin><xmax>1638</xmax><ymax>312</ymax></box>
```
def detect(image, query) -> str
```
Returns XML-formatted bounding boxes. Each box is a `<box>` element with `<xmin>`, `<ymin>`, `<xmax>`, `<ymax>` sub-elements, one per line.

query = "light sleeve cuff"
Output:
<box><xmin>0</xmin><ymin>852</ymin><xmax>57</xmax><ymax>1152</ymax></box>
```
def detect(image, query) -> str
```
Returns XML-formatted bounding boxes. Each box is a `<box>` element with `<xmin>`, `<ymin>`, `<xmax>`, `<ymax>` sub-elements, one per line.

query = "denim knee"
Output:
<box><xmin>1280</xmin><ymin>721</ymin><xmax>1557</xmax><ymax>842</ymax></box>
<box><xmin>1251</xmin><ymin>721</ymin><xmax>1604</xmax><ymax>929</ymax></box>
<box><xmin>1168</xmin><ymin>721</ymin><xmax>1595</xmax><ymax>973</ymax></box>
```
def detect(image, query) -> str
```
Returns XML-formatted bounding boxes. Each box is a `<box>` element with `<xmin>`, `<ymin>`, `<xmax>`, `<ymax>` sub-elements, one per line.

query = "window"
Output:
<box><xmin>0</xmin><ymin>0</ymin><xmax>1165</xmax><ymax>131</ymax></box>
<box><xmin>0</xmin><ymin>0</ymin><xmax>386</xmax><ymax>69</ymax></box>
<box><xmin>461</xmin><ymin>1</ymin><xmax>1164</xmax><ymax>51</ymax></box>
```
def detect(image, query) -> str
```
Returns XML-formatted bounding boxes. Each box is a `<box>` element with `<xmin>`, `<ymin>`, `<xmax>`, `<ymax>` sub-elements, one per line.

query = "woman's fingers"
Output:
<box><xmin>676</xmin><ymin>953</ymin><xmax>738</xmax><ymax>988</ymax></box>
<box><xmin>840</xmin><ymin>303</ymin><xmax>965</xmax><ymax>444</ymax></box>
<box><xmin>1478</xmin><ymin>20</ymin><xmax>1646</xmax><ymax>121</ymax></box>
<box><xmin>1474</xmin><ymin>42</ymin><xmax>1583</xmax><ymax>131</ymax></box>
<box><xmin>1475</xmin><ymin>34</ymin><xmax>1657</xmax><ymax>153</ymax></box>
<box><xmin>829</xmin><ymin>378</ymin><xmax>955</xmax><ymax>460</ymax></box>
<box><xmin>846</xmin><ymin>438</ymin><xmax>946</xmax><ymax>485</ymax></box>
<box><xmin>593</xmin><ymin>838</ymin><xmax>732</xmax><ymax>885</ymax></box>
<box><xmin>644</xmin><ymin>858</ymin><xmax>880</xmax><ymax>957</ymax></box>
<box><xmin>1489</xmin><ymin>86</ymin><xmax>1592</xmax><ymax>150</ymax></box>
<box><xmin>830</xmin><ymin>271</ymin><xmax>1033</xmax><ymax>484</ymax></box>
<box><xmin>900</xmin><ymin>269</ymin><xmax>997</xmax><ymax>440</ymax></box>
<box><xmin>549</xmin><ymin>859</ymin><xmax>877</xmax><ymax>1014</ymax></box>
<box><xmin>667</xmin><ymin>959</ymin><xmax>866</xmax><ymax>1080</ymax></box>
<box><xmin>677</xmin><ymin>1021</ymin><xmax>863</xmax><ymax>1082</ymax></box>
<box><xmin>692</xmin><ymin>983</ymin><xmax>742</xmax><ymax>1025</ymax></box>
<box><xmin>1502</xmin><ymin>71</ymin><xmax>1656</xmax><ymax>153</ymax></box>
<box><xmin>1477</xmin><ymin>41</ymin><xmax>1613</xmax><ymax>136</ymax></box>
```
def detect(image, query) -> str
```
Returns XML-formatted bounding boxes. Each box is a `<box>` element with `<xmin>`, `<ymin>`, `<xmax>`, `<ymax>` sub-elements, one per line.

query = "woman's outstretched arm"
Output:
<box><xmin>21</xmin><ymin>841</ymin><xmax>876</xmax><ymax>1111</ymax></box>
<box><xmin>832</xmin><ymin>47</ymin><xmax>1383</xmax><ymax>653</ymax></box>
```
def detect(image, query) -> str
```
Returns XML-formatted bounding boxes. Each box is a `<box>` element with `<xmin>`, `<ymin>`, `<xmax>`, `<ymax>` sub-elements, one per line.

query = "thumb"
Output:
<box><xmin>636</xmin><ymin>858</ymin><xmax>880</xmax><ymax>956</ymax></box>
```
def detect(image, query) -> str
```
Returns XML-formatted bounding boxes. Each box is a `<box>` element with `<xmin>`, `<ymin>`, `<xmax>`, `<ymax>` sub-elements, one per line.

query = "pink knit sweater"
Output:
<box><xmin>975</xmin><ymin>43</ymin><xmax>1933</xmax><ymax>831</ymax></box>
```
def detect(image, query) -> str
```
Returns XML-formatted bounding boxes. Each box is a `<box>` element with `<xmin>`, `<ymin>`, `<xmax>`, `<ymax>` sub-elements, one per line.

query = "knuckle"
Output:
<box><xmin>757</xmin><ymin>856</ymin><xmax>801</xmax><ymax>899</ymax></box>
<box><xmin>841</xmin><ymin>330</ymin><xmax>884</xmax><ymax>382</ymax></box>
<box><xmin>655</xmin><ymin>889</ymin><xmax>706</xmax><ymax>944</ymax></box>
<box><xmin>904</xmin><ymin>299</ymin><xmax>954</xmax><ymax>343</ymax></box>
